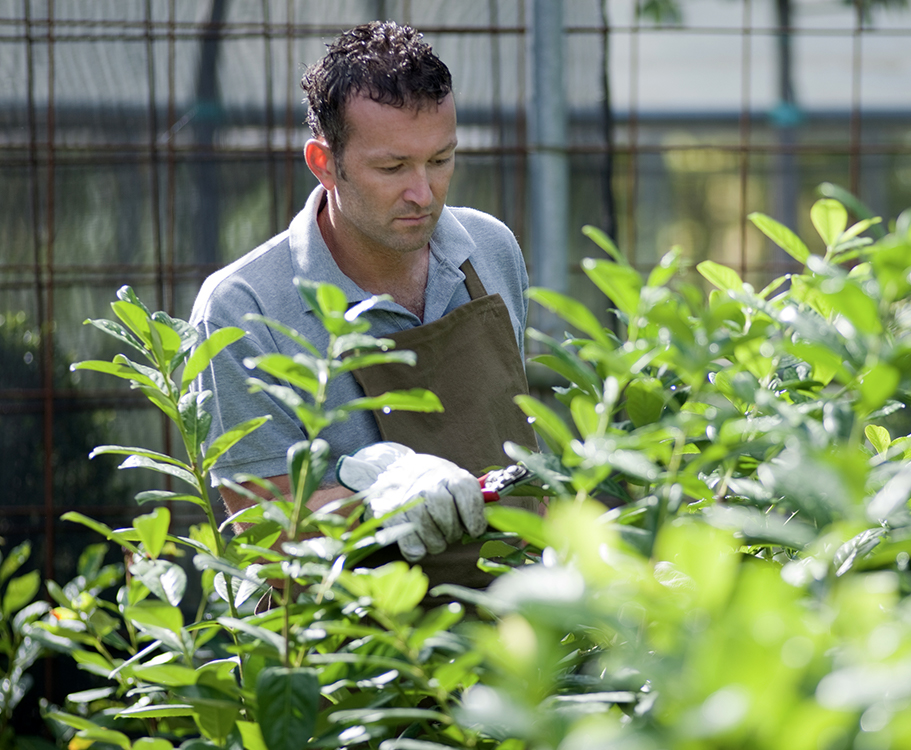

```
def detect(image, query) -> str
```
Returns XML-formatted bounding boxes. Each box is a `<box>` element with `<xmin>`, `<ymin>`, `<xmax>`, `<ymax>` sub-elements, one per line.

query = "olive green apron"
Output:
<box><xmin>351</xmin><ymin>260</ymin><xmax>539</xmax><ymax>597</ymax></box>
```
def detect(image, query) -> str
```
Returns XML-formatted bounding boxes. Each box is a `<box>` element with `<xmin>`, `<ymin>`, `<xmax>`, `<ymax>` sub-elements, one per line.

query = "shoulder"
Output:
<box><xmin>190</xmin><ymin>231</ymin><xmax>294</xmax><ymax>328</ymax></box>
<box><xmin>446</xmin><ymin>206</ymin><xmax>519</xmax><ymax>248</ymax></box>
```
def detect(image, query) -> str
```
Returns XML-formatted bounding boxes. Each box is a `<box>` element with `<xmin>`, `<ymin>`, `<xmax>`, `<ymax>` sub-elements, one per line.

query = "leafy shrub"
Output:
<box><xmin>20</xmin><ymin>190</ymin><xmax>911</xmax><ymax>750</ymax></box>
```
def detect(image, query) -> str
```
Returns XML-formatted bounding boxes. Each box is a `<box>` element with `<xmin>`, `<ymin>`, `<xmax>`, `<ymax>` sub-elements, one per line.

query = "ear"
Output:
<box><xmin>304</xmin><ymin>139</ymin><xmax>337</xmax><ymax>190</ymax></box>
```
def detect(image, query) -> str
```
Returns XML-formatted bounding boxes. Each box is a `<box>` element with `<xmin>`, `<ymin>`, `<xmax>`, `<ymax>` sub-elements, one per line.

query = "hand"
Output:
<box><xmin>337</xmin><ymin>442</ymin><xmax>486</xmax><ymax>561</ymax></box>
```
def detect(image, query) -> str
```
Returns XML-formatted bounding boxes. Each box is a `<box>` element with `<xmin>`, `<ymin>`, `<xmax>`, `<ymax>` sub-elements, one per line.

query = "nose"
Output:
<box><xmin>403</xmin><ymin>166</ymin><xmax>432</xmax><ymax>208</ymax></box>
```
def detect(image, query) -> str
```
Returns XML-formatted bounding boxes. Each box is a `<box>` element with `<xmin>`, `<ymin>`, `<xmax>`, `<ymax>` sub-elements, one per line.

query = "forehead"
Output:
<box><xmin>343</xmin><ymin>93</ymin><xmax>457</xmax><ymax>156</ymax></box>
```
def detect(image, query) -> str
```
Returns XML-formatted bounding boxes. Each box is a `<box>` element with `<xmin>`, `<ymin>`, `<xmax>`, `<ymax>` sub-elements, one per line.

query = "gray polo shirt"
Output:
<box><xmin>190</xmin><ymin>186</ymin><xmax>529</xmax><ymax>485</ymax></box>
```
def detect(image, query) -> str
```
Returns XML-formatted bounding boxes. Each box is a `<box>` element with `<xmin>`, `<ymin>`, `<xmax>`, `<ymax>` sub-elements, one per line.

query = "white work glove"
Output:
<box><xmin>336</xmin><ymin>442</ymin><xmax>487</xmax><ymax>562</ymax></box>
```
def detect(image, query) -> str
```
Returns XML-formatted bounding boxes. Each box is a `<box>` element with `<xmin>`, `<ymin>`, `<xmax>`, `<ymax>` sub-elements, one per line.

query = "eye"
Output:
<box><xmin>379</xmin><ymin>164</ymin><xmax>402</xmax><ymax>174</ymax></box>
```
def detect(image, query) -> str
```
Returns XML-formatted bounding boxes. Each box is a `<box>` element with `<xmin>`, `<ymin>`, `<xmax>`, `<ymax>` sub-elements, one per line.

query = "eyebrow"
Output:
<box><xmin>380</xmin><ymin>140</ymin><xmax>458</xmax><ymax>163</ymax></box>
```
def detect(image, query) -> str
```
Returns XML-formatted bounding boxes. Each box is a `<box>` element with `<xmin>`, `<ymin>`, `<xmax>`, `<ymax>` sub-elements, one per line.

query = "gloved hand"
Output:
<box><xmin>337</xmin><ymin>442</ymin><xmax>486</xmax><ymax>562</ymax></box>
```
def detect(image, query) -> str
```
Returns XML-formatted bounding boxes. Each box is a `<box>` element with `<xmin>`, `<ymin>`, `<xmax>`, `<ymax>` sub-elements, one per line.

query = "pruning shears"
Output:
<box><xmin>479</xmin><ymin>464</ymin><xmax>534</xmax><ymax>502</ymax></box>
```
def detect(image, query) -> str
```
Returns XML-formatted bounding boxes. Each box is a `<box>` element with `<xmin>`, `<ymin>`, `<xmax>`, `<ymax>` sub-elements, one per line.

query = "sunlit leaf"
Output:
<box><xmin>182</xmin><ymin>326</ymin><xmax>246</xmax><ymax>391</ymax></box>
<box><xmin>697</xmin><ymin>260</ymin><xmax>745</xmax><ymax>293</ymax></box>
<box><xmin>748</xmin><ymin>212</ymin><xmax>810</xmax><ymax>263</ymax></box>
<box><xmin>811</xmin><ymin>198</ymin><xmax>848</xmax><ymax>247</ymax></box>
<box><xmin>582</xmin><ymin>258</ymin><xmax>642</xmax><ymax>318</ymax></box>
<box><xmin>527</xmin><ymin>288</ymin><xmax>610</xmax><ymax>345</ymax></box>
<box><xmin>341</xmin><ymin>389</ymin><xmax>444</xmax><ymax>414</ymax></box>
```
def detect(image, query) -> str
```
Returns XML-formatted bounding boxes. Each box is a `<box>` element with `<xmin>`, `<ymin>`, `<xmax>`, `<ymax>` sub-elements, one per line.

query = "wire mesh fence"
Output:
<box><xmin>1</xmin><ymin>0</ymin><xmax>910</xmax><ymax>607</ymax></box>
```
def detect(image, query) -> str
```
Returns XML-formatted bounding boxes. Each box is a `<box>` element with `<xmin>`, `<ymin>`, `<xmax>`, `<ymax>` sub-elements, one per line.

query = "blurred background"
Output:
<box><xmin>1</xmin><ymin>0</ymin><xmax>910</xmax><ymax>651</ymax></box>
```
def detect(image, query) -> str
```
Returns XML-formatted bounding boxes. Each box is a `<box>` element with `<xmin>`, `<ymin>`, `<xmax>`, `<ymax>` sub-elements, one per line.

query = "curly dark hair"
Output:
<box><xmin>301</xmin><ymin>21</ymin><xmax>453</xmax><ymax>164</ymax></box>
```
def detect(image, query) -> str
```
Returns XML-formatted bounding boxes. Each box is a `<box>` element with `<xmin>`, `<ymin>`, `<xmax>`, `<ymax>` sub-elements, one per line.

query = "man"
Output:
<box><xmin>190</xmin><ymin>21</ymin><xmax>538</xmax><ymax>590</ymax></box>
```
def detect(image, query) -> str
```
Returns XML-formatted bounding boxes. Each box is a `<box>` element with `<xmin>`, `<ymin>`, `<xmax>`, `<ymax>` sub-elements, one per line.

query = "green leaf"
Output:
<box><xmin>334</xmin><ymin>350</ymin><xmax>418</xmax><ymax>375</ymax></box>
<box><xmin>485</xmin><ymin>505</ymin><xmax>549</xmax><ymax>550</ymax></box>
<box><xmin>256</xmin><ymin>667</ymin><xmax>320</xmax><ymax>750</ymax></box>
<box><xmin>181</xmin><ymin>326</ymin><xmax>245</xmax><ymax>391</ymax></box>
<box><xmin>748</xmin><ymin>212</ymin><xmax>810</xmax><ymax>263</ymax></box>
<box><xmin>236</xmin><ymin>721</ymin><xmax>269</xmax><ymax>750</ymax></box>
<box><xmin>130</xmin><ymin>558</ymin><xmax>187</xmax><ymax>606</ymax></box>
<box><xmin>625</xmin><ymin>377</ymin><xmax>666</xmax><ymax>427</ymax></box>
<box><xmin>133</xmin><ymin>739</ymin><xmax>175</xmax><ymax>750</ymax></box>
<box><xmin>112</xmin><ymin>300</ymin><xmax>153</xmax><ymax>349</ymax></box>
<box><xmin>119</xmin><ymin>454</ymin><xmax>198</xmax><ymax>489</ymax></box>
<box><xmin>514</xmin><ymin>395</ymin><xmax>575</xmax><ymax>453</ymax></box>
<box><xmin>340</xmin><ymin>563</ymin><xmax>429</xmax><ymax>616</ymax></box>
<box><xmin>582</xmin><ymin>258</ymin><xmax>642</xmax><ymax>318</ymax></box>
<box><xmin>243</xmin><ymin>314</ymin><xmax>321</xmax><ymax>357</ymax></box>
<box><xmin>90</xmin><ymin>444</ymin><xmax>188</xmax><ymax>468</ymax></box>
<box><xmin>133</xmin><ymin>507</ymin><xmax>170</xmax><ymax>560</ymax></box>
<box><xmin>696</xmin><ymin>260</ymin><xmax>745</xmax><ymax>293</ymax></box>
<box><xmin>341</xmin><ymin>388</ymin><xmax>444</xmax><ymax>414</ymax></box>
<box><xmin>0</xmin><ymin>541</ymin><xmax>31</xmax><ymax>585</ymax></box>
<box><xmin>582</xmin><ymin>225</ymin><xmax>626</xmax><ymax>264</ymax></box>
<box><xmin>647</xmin><ymin>246</ymin><xmax>682</xmax><ymax>288</ymax></box>
<box><xmin>818</xmin><ymin>281</ymin><xmax>882</xmax><ymax>335</ymax></box>
<box><xmin>811</xmin><ymin>198</ymin><xmax>848</xmax><ymax>247</ymax></box>
<box><xmin>818</xmin><ymin>182</ymin><xmax>886</xmax><ymax>239</ymax></box>
<box><xmin>61</xmin><ymin>512</ymin><xmax>141</xmax><ymax>555</ymax></box>
<box><xmin>203</xmin><ymin>415</ymin><xmax>271</xmax><ymax>473</ymax></box>
<box><xmin>135</xmin><ymin>490</ymin><xmax>207</xmax><ymax>508</ymax></box>
<box><xmin>117</xmin><ymin>704</ymin><xmax>194</xmax><ymax>720</ymax></box>
<box><xmin>248</xmin><ymin>353</ymin><xmax>321</xmax><ymax>396</ymax></box>
<box><xmin>865</xmin><ymin>425</ymin><xmax>891</xmax><ymax>455</ymax></box>
<box><xmin>79</xmin><ymin>728</ymin><xmax>132</xmax><ymax>750</ymax></box>
<box><xmin>2</xmin><ymin>569</ymin><xmax>41</xmax><ymax>615</ymax></box>
<box><xmin>124</xmin><ymin>600</ymin><xmax>184</xmax><ymax>635</ymax></box>
<box><xmin>82</xmin><ymin>318</ymin><xmax>147</xmax><ymax>357</ymax></box>
<box><xmin>859</xmin><ymin>363</ymin><xmax>900</xmax><ymax>411</ymax></box>
<box><xmin>288</xmin><ymin>439</ymin><xmax>330</xmax><ymax>509</ymax></box>
<box><xmin>527</xmin><ymin>288</ymin><xmax>610</xmax><ymax>345</ymax></box>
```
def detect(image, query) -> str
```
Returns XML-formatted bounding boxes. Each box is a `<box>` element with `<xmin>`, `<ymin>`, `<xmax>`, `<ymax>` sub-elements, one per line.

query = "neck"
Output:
<box><xmin>317</xmin><ymin>195</ymin><xmax>430</xmax><ymax>320</ymax></box>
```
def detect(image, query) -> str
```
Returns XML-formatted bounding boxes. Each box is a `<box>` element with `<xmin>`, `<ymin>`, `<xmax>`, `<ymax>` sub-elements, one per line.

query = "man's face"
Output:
<box><xmin>326</xmin><ymin>93</ymin><xmax>457</xmax><ymax>256</ymax></box>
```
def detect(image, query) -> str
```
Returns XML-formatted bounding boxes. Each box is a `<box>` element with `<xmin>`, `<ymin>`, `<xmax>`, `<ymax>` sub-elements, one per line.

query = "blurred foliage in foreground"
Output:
<box><xmin>7</xmin><ymin>186</ymin><xmax>911</xmax><ymax>750</ymax></box>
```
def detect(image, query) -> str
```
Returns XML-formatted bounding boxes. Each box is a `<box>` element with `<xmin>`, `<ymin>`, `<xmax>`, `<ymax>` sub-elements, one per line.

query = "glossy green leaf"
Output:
<box><xmin>118</xmin><ymin>454</ymin><xmax>198</xmax><ymax>489</ymax></box>
<box><xmin>811</xmin><ymin>198</ymin><xmax>848</xmax><ymax>247</ymax></box>
<box><xmin>288</xmin><ymin>438</ymin><xmax>330</xmax><ymax>508</ymax></box>
<box><xmin>485</xmin><ymin>505</ymin><xmax>549</xmax><ymax>550</ymax></box>
<box><xmin>697</xmin><ymin>260</ymin><xmax>745</xmax><ymax>293</ymax></box>
<box><xmin>248</xmin><ymin>352</ymin><xmax>321</xmax><ymax>395</ymax></box>
<box><xmin>820</xmin><ymin>282</ymin><xmax>882</xmax><ymax>335</ymax></box>
<box><xmin>865</xmin><ymin>425</ymin><xmax>891</xmax><ymax>455</ymax></box>
<box><xmin>133</xmin><ymin>507</ymin><xmax>170</xmax><ymax>560</ymax></box>
<box><xmin>625</xmin><ymin>377</ymin><xmax>666</xmax><ymax>427</ymax></box>
<box><xmin>0</xmin><ymin>541</ymin><xmax>31</xmax><ymax>585</ymax></box>
<box><xmin>2</xmin><ymin>569</ymin><xmax>40</xmax><ymax>616</ymax></box>
<box><xmin>341</xmin><ymin>388</ymin><xmax>444</xmax><ymax>414</ymax></box>
<box><xmin>859</xmin><ymin>362</ymin><xmax>900</xmax><ymax>411</ymax></box>
<box><xmin>527</xmin><ymin>288</ymin><xmax>610</xmax><ymax>345</ymax></box>
<box><xmin>111</xmin><ymin>300</ymin><xmax>153</xmax><ymax>349</ymax></box>
<box><xmin>818</xmin><ymin>181</ymin><xmax>886</xmax><ymax>238</ymax></box>
<box><xmin>514</xmin><ymin>395</ymin><xmax>575</xmax><ymax>453</ymax></box>
<box><xmin>582</xmin><ymin>258</ymin><xmax>642</xmax><ymax>318</ymax></box>
<box><xmin>646</xmin><ymin>246</ymin><xmax>682</xmax><ymax>288</ymax></box>
<box><xmin>81</xmin><ymin>317</ymin><xmax>147</xmax><ymax>357</ymax></box>
<box><xmin>582</xmin><ymin>224</ymin><xmax>626</xmax><ymax>264</ymax></box>
<box><xmin>181</xmin><ymin>326</ymin><xmax>245</xmax><ymax>391</ymax></box>
<box><xmin>748</xmin><ymin>212</ymin><xmax>810</xmax><ymax>263</ymax></box>
<box><xmin>341</xmin><ymin>562</ymin><xmax>428</xmax><ymax>616</ymax></box>
<box><xmin>256</xmin><ymin>667</ymin><xmax>320</xmax><ymax>750</ymax></box>
<box><xmin>125</xmin><ymin>600</ymin><xmax>184</xmax><ymax>635</ymax></box>
<box><xmin>61</xmin><ymin>512</ymin><xmax>141</xmax><ymax>555</ymax></box>
<box><xmin>130</xmin><ymin>558</ymin><xmax>187</xmax><ymax>606</ymax></box>
<box><xmin>203</xmin><ymin>415</ymin><xmax>271</xmax><ymax>473</ymax></box>
<box><xmin>236</xmin><ymin>721</ymin><xmax>269</xmax><ymax>750</ymax></box>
